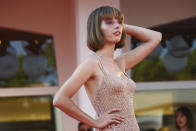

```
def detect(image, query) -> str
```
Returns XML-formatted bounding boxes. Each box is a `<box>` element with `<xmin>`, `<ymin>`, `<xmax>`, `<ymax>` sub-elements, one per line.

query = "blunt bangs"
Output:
<box><xmin>99</xmin><ymin>6</ymin><xmax>124</xmax><ymax>24</ymax></box>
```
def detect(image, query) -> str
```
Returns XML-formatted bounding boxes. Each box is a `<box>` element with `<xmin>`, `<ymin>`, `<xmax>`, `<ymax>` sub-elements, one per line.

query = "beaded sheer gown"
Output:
<box><xmin>93</xmin><ymin>54</ymin><xmax>140</xmax><ymax>131</ymax></box>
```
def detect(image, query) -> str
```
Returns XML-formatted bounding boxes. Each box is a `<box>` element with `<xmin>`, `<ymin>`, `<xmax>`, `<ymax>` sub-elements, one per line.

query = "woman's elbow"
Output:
<box><xmin>154</xmin><ymin>32</ymin><xmax>162</xmax><ymax>43</ymax></box>
<box><xmin>151</xmin><ymin>32</ymin><xmax>162</xmax><ymax>44</ymax></box>
<box><xmin>53</xmin><ymin>95</ymin><xmax>62</xmax><ymax>108</ymax></box>
<box><xmin>53</xmin><ymin>93</ymin><xmax>70</xmax><ymax>109</ymax></box>
<box><xmin>157</xmin><ymin>32</ymin><xmax>162</xmax><ymax>42</ymax></box>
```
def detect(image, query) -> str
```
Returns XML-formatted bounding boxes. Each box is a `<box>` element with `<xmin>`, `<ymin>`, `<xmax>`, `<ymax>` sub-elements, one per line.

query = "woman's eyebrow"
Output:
<box><xmin>103</xmin><ymin>17</ymin><xmax>114</xmax><ymax>20</ymax></box>
<box><xmin>104</xmin><ymin>18</ymin><xmax>113</xmax><ymax>21</ymax></box>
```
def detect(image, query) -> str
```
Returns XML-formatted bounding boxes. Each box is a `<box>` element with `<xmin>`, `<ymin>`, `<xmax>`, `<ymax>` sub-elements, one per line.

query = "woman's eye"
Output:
<box><xmin>106</xmin><ymin>20</ymin><xmax>113</xmax><ymax>24</ymax></box>
<box><xmin>105</xmin><ymin>19</ymin><xmax>122</xmax><ymax>25</ymax></box>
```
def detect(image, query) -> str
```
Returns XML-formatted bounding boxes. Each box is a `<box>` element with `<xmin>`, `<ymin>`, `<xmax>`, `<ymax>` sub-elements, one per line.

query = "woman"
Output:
<box><xmin>175</xmin><ymin>106</ymin><xmax>195</xmax><ymax>131</ymax></box>
<box><xmin>53</xmin><ymin>6</ymin><xmax>162</xmax><ymax>130</ymax></box>
<box><xmin>78</xmin><ymin>122</ymin><xmax>93</xmax><ymax>131</ymax></box>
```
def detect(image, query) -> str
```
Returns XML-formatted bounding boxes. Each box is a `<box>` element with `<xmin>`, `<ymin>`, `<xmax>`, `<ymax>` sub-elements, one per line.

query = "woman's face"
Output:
<box><xmin>176</xmin><ymin>112</ymin><xmax>188</xmax><ymax>129</ymax></box>
<box><xmin>100</xmin><ymin>17</ymin><xmax>123</xmax><ymax>44</ymax></box>
<box><xmin>79</xmin><ymin>124</ymin><xmax>92</xmax><ymax>131</ymax></box>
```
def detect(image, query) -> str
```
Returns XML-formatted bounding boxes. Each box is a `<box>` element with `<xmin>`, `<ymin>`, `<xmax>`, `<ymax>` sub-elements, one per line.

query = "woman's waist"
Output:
<box><xmin>96</xmin><ymin>107</ymin><xmax>135</xmax><ymax>117</ymax></box>
<box><xmin>94</xmin><ymin>100</ymin><xmax>134</xmax><ymax>113</ymax></box>
<box><xmin>102</xmin><ymin>115</ymin><xmax>139</xmax><ymax>131</ymax></box>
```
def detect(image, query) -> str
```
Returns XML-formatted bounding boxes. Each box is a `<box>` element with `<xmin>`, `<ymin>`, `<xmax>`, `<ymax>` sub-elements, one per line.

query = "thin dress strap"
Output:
<box><xmin>94</xmin><ymin>53</ymin><xmax>107</xmax><ymax>74</ymax></box>
<box><xmin>115</xmin><ymin>60</ymin><xmax>130</xmax><ymax>79</ymax></box>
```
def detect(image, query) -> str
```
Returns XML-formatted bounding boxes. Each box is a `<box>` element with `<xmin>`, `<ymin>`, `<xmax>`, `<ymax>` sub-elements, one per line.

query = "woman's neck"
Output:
<box><xmin>96</xmin><ymin>44</ymin><xmax>115</xmax><ymax>61</ymax></box>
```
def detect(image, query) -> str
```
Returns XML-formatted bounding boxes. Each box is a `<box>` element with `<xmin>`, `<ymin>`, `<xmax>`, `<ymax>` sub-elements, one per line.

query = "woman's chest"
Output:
<box><xmin>98</xmin><ymin>73</ymin><xmax>136</xmax><ymax>95</ymax></box>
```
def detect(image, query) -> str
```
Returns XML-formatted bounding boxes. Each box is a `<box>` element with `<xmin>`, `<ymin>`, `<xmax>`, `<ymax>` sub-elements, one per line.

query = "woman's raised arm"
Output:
<box><xmin>117</xmin><ymin>24</ymin><xmax>162</xmax><ymax>71</ymax></box>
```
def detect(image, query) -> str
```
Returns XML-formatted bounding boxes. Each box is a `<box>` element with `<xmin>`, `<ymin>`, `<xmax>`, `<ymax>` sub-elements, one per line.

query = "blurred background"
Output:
<box><xmin>0</xmin><ymin>0</ymin><xmax>196</xmax><ymax>131</ymax></box>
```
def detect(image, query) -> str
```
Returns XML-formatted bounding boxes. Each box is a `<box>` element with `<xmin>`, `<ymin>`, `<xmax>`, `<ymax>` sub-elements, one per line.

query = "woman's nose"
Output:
<box><xmin>114</xmin><ymin>22</ymin><xmax>121</xmax><ymax>29</ymax></box>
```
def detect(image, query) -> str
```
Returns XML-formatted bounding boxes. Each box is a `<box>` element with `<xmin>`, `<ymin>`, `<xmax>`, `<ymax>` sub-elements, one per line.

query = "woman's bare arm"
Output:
<box><xmin>53</xmin><ymin>57</ymin><xmax>124</xmax><ymax>129</ymax></box>
<box><xmin>117</xmin><ymin>24</ymin><xmax>162</xmax><ymax>71</ymax></box>
<box><xmin>53</xmin><ymin>58</ymin><xmax>97</xmax><ymax>127</ymax></box>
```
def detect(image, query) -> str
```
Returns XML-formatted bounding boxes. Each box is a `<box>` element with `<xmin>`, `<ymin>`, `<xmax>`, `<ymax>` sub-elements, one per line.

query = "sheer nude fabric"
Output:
<box><xmin>93</xmin><ymin>54</ymin><xmax>140</xmax><ymax>131</ymax></box>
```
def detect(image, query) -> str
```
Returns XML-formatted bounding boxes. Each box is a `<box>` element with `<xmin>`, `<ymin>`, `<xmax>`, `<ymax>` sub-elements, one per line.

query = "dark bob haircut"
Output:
<box><xmin>175</xmin><ymin>106</ymin><xmax>195</xmax><ymax>130</ymax></box>
<box><xmin>87</xmin><ymin>6</ymin><xmax>126</xmax><ymax>52</ymax></box>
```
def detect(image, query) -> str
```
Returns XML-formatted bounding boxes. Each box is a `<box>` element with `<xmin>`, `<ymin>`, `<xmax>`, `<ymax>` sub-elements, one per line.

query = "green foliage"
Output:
<box><xmin>0</xmin><ymin>55</ymin><xmax>28</xmax><ymax>88</ymax></box>
<box><xmin>44</xmin><ymin>42</ymin><xmax>56</xmax><ymax>67</ymax></box>
<box><xmin>0</xmin><ymin>40</ymin><xmax>58</xmax><ymax>88</ymax></box>
<box><xmin>132</xmin><ymin>49</ymin><xmax>196</xmax><ymax>82</ymax></box>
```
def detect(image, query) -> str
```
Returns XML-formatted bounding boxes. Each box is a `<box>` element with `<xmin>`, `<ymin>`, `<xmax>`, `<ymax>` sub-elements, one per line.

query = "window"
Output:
<box><xmin>131</xmin><ymin>17</ymin><xmax>196</xmax><ymax>131</ymax></box>
<box><xmin>0</xmin><ymin>27</ymin><xmax>58</xmax><ymax>88</ymax></box>
<box><xmin>131</xmin><ymin>17</ymin><xmax>196</xmax><ymax>82</ymax></box>
<box><xmin>0</xmin><ymin>95</ymin><xmax>55</xmax><ymax>131</ymax></box>
<box><xmin>134</xmin><ymin>89</ymin><xmax>196</xmax><ymax>131</ymax></box>
<box><xmin>0</xmin><ymin>27</ymin><xmax>59</xmax><ymax>130</ymax></box>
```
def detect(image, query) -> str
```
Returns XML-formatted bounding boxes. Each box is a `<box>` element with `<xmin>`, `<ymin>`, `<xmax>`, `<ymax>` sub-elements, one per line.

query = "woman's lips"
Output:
<box><xmin>113</xmin><ymin>31</ymin><xmax>121</xmax><ymax>36</ymax></box>
<box><xmin>177</xmin><ymin>121</ymin><xmax>183</xmax><ymax>126</ymax></box>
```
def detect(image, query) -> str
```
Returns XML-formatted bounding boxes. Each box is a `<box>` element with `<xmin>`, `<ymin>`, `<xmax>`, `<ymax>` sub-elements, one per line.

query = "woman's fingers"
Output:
<box><xmin>106</xmin><ymin>109</ymin><xmax>125</xmax><ymax>123</ymax></box>
<box><xmin>96</xmin><ymin>108</ymin><xmax>125</xmax><ymax>128</ymax></box>
<box><xmin>110</xmin><ymin>119</ymin><xmax>121</xmax><ymax>124</ymax></box>
<box><xmin>111</xmin><ymin>114</ymin><xmax>124</xmax><ymax>121</ymax></box>
<box><xmin>106</xmin><ymin>114</ymin><xmax>125</xmax><ymax>126</ymax></box>
<box><xmin>95</xmin><ymin>110</ymin><xmax>125</xmax><ymax>129</ymax></box>
<box><xmin>109</xmin><ymin>117</ymin><xmax>124</xmax><ymax>124</ymax></box>
<box><xmin>113</xmin><ymin>114</ymin><xmax>125</xmax><ymax>119</ymax></box>
<box><xmin>107</xmin><ymin>108</ymin><xmax>121</xmax><ymax>114</ymax></box>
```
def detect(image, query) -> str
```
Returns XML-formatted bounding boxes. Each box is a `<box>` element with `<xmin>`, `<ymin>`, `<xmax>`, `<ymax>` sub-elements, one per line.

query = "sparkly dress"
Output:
<box><xmin>93</xmin><ymin>54</ymin><xmax>140</xmax><ymax>131</ymax></box>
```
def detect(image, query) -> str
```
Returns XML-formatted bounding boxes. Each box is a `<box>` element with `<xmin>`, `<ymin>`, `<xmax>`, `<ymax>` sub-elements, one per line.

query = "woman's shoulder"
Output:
<box><xmin>72</xmin><ymin>55</ymin><xmax>99</xmax><ymax>78</ymax></box>
<box><xmin>79</xmin><ymin>54</ymin><xmax>99</xmax><ymax>68</ymax></box>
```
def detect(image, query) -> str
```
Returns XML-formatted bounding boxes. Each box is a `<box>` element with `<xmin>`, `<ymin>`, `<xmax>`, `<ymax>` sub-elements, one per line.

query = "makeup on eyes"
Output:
<box><xmin>104</xmin><ymin>18</ymin><xmax>122</xmax><ymax>25</ymax></box>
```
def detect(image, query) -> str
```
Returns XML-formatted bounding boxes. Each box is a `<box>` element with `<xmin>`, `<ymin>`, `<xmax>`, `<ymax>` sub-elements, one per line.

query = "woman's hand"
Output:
<box><xmin>95</xmin><ymin>108</ymin><xmax>125</xmax><ymax>129</ymax></box>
